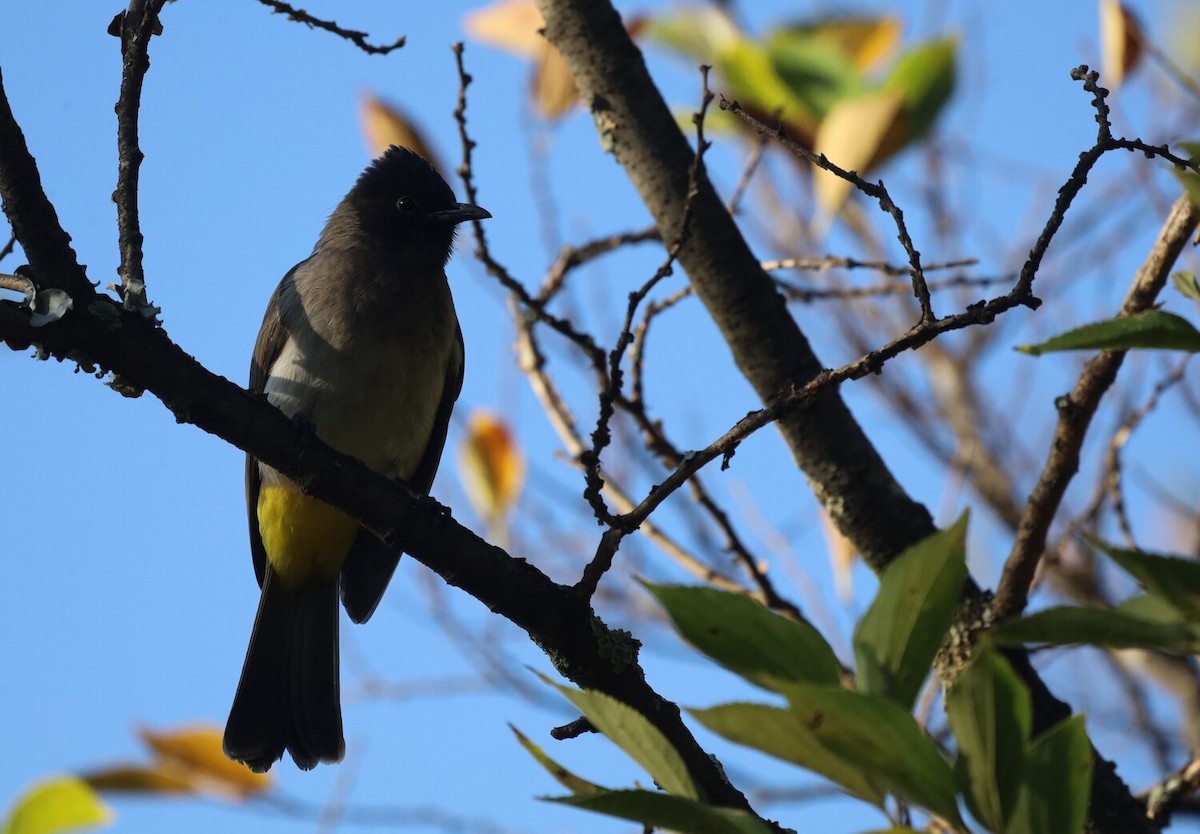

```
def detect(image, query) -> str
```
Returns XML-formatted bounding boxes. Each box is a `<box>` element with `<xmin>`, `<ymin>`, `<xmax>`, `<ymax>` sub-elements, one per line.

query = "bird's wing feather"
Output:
<box><xmin>246</xmin><ymin>263</ymin><xmax>301</xmax><ymax>588</ymax></box>
<box><xmin>340</xmin><ymin>321</ymin><xmax>464</xmax><ymax>624</ymax></box>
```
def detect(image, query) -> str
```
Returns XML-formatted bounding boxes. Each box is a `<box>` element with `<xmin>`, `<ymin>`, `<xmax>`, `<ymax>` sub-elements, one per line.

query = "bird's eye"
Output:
<box><xmin>395</xmin><ymin>195</ymin><xmax>419</xmax><ymax>215</ymax></box>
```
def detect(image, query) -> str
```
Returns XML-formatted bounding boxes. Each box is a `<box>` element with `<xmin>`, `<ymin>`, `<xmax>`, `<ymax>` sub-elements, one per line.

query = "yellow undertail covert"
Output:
<box><xmin>257</xmin><ymin>485</ymin><xmax>358</xmax><ymax>586</ymax></box>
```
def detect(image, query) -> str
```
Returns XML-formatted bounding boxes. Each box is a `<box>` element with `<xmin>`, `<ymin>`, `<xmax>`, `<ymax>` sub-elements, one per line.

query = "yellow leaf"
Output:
<box><xmin>458</xmin><ymin>410</ymin><xmax>525</xmax><ymax>537</ymax></box>
<box><xmin>532</xmin><ymin>42</ymin><xmax>579</xmax><ymax>118</ymax></box>
<box><xmin>138</xmin><ymin>725</ymin><xmax>271</xmax><ymax>799</ymax></box>
<box><xmin>812</xmin><ymin>88</ymin><xmax>906</xmax><ymax>215</ymax></box>
<box><xmin>358</xmin><ymin>93</ymin><xmax>440</xmax><ymax>170</ymax></box>
<box><xmin>463</xmin><ymin>0</ymin><xmax>546</xmax><ymax>59</ymax></box>
<box><xmin>1100</xmin><ymin>0</ymin><xmax>1144</xmax><ymax>88</ymax></box>
<box><xmin>807</xmin><ymin>16</ymin><xmax>903</xmax><ymax>73</ymax></box>
<box><xmin>1</xmin><ymin>776</ymin><xmax>112</xmax><ymax>834</ymax></box>
<box><xmin>81</xmin><ymin>765</ymin><xmax>196</xmax><ymax>796</ymax></box>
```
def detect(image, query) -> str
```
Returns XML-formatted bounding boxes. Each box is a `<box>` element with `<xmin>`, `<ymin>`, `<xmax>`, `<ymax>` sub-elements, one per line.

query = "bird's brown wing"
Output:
<box><xmin>340</xmin><ymin>321</ymin><xmax>465</xmax><ymax>624</ymax></box>
<box><xmin>245</xmin><ymin>264</ymin><xmax>299</xmax><ymax>588</ymax></box>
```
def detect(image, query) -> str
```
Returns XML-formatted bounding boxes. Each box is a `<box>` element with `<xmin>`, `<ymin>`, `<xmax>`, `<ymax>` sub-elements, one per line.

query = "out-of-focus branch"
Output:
<box><xmin>994</xmin><ymin>194</ymin><xmax>1200</xmax><ymax>620</ymax></box>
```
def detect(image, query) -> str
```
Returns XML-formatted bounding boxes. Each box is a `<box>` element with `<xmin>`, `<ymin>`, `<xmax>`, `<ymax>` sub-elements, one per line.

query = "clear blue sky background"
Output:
<box><xmin>2</xmin><ymin>1</ymin><xmax>1199</xmax><ymax>833</ymax></box>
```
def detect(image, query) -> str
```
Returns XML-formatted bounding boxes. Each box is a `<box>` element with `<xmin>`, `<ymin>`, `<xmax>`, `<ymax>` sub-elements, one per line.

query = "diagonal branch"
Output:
<box><xmin>532</xmin><ymin>0</ymin><xmax>938</xmax><ymax>574</ymax></box>
<box><xmin>0</xmin><ymin>71</ymin><xmax>757</xmax><ymax>822</ymax></box>
<box><xmin>0</xmin><ymin>69</ymin><xmax>91</xmax><ymax>297</ymax></box>
<box><xmin>993</xmin><ymin>194</ymin><xmax>1200</xmax><ymax>620</ymax></box>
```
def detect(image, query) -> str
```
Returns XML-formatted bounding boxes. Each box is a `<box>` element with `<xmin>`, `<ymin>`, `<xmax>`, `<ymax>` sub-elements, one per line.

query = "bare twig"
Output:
<box><xmin>254</xmin><ymin>0</ymin><xmax>404</xmax><ymax>54</ymax></box>
<box><xmin>551</xmin><ymin>717</ymin><xmax>598</xmax><ymax>739</ymax></box>
<box><xmin>538</xmin><ymin>227</ymin><xmax>659</xmax><ymax>303</ymax></box>
<box><xmin>0</xmin><ymin>272</ymin><xmax>33</xmax><ymax>294</ymax></box>
<box><xmin>0</xmin><ymin>233</ymin><xmax>14</xmax><ymax>263</ymax></box>
<box><xmin>762</xmin><ymin>256</ymin><xmax>978</xmax><ymax>276</ymax></box>
<box><xmin>726</xmin><ymin>128</ymin><xmax>769</xmax><ymax>215</ymax></box>
<box><xmin>993</xmin><ymin>194</ymin><xmax>1200</xmax><ymax>620</ymax></box>
<box><xmin>111</xmin><ymin>0</ymin><xmax>165</xmax><ymax>317</ymax></box>
<box><xmin>1145</xmin><ymin>757</ymin><xmax>1200</xmax><ymax>826</ymax></box>
<box><xmin>513</xmin><ymin>302</ymin><xmax>763</xmax><ymax>598</ymax></box>
<box><xmin>775</xmin><ymin>272</ymin><xmax>1011</xmax><ymax>303</ymax></box>
<box><xmin>1108</xmin><ymin>360</ymin><xmax>1191</xmax><ymax>546</ymax></box>
<box><xmin>720</xmin><ymin>96</ymin><xmax>934</xmax><ymax>322</ymax></box>
<box><xmin>451</xmin><ymin>43</ymin><xmax>607</xmax><ymax>370</ymax></box>
<box><xmin>576</xmin><ymin>65</ymin><xmax>715</xmax><ymax>595</ymax></box>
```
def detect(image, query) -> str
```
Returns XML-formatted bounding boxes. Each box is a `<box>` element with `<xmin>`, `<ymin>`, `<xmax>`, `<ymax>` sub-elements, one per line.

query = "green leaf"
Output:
<box><xmin>1017</xmin><ymin>310</ymin><xmax>1200</xmax><ymax>355</ymax></box>
<box><xmin>884</xmin><ymin>38</ymin><xmax>957</xmax><ymax>139</ymax></box>
<box><xmin>1010</xmin><ymin>716</ymin><xmax>1092</xmax><ymax>834</ymax></box>
<box><xmin>690</xmin><ymin>702</ymin><xmax>885</xmax><ymax>806</ymax></box>
<box><xmin>1173</xmin><ymin>141</ymin><xmax>1200</xmax><ymax>209</ymax></box>
<box><xmin>1091</xmin><ymin>538</ymin><xmax>1200</xmax><ymax>620</ymax></box>
<box><xmin>991</xmin><ymin>605</ymin><xmax>1200</xmax><ymax>652</ymax></box>
<box><xmin>549</xmin><ymin>790</ymin><xmax>778</xmax><ymax>834</ymax></box>
<box><xmin>1115</xmin><ymin>593</ymin><xmax>1188</xmax><ymax>624</ymax></box>
<box><xmin>510</xmin><ymin>725</ymin><xmax>604</xmax><ymax>796</ymax></box>
<box><xmin>719</xmin><ymin>39</ymin><xmax>821</xmax><ymax>134</ymax></box>
<box><xmin>553</xmin><ymin>684</ymin><xmax>698</xmax><ymax>799</ymax></box>
<box><xmin>945</xmin><ymin>645</ymin><xmax>1030</xmax><ymax>832</ymax></box>
<box><xmin>1174</xmin><ymin>271</ymin><xmax>1200</xmax><ymax>301</ymax></box>
<box><xmin>766</xmin><ymin>29</ymin><xmax>865</xmax><ymax>120</ymax></box>
<box><xmin>644</xmin><ymin>582</ymin><xmax>842</xmax><ymax>689</ymax></box>
<box><xmin>781</xmin><ymin>684</ymin><xmax>962</xmax><ymax>824</ymax></box>
<box><xmin>854</xmin><ymin>513</ymin><xmax>968</xmax><ymax>709</ymax></box>
<box><xmin>2</xmin><ymin>777</ymin><xmax>112</xmax><ymax>834</ymax></box>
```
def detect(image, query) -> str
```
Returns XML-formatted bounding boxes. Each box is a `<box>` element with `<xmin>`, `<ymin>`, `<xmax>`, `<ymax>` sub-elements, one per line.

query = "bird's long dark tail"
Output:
<box><xmin>223</xmin><ymin>567</ymin><xmax>344</xmax><ymax>772</ymax></box>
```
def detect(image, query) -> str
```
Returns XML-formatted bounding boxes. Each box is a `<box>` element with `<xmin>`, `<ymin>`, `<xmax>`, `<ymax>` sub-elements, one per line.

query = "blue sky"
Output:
<box><xmin>2</xmin><ymin>1</ymin><xmax>1199</xmax><ymax>833</ymax></box>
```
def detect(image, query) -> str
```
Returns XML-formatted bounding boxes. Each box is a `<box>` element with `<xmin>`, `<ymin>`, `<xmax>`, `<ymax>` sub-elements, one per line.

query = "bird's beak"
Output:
<box><xmin>429</xmin><ymin>202</ymin><xmax>492</xmax><ymax>224</ymax></box>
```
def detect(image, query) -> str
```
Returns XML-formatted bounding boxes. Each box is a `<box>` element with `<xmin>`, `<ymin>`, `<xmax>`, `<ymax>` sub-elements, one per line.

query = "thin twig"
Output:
<box><xmin>513</xmin><ymin>302</ymin><xmax>756</xmax><ymax>597</ymax></box>
<box><xmin>0</xmin><ymin>272</ymin><xmax>33</xmax><ymax>294</ymax></box>
<box><xmin>726</xmin><ymin>128</ymin><xmax>769</xmax><ymax>215</ymax></box>
<box><xmin>1107</xmin><ymin>360</ymin><xmax>1191</xmax><ymax>546</ymax></box>
<box><xmin>0</xmin><ymin>233</ymin><xmax>14</xmax><ymax>263</ymax></box>
<box><xmin>111</xmin><ymin>0</ymin><xmax>165</xmax><ymax>316</ymax></box>
<box><xmin>720</xmin><ymin>96</ymin><xmax>934</xmax><ymax>322</ymax></box>
<box><xmin>762</xmin><ymin>256</ymin><xmax>978</xmax><ymax>276</ymax></box>
<box><xmin>776</xmin><ymin>272</ymin><xmax>1011</xmax><ymax>303</ymax></box>
<box><xmin>629</xmin><ymin>287</ymin><xmax>692</xmax><ymax>407</ymax></box>
<box><xmin>993</xmin><ymin>194</ymin><xmax>1200</xmax><ymax>619</ymax></box>
<box><xmin>551</xmin><ymin>717</ymin><xmax>598</xmax><ymax>740</ymax></box>
<box><xmin>575</xmin><ymin>65</ymin><xmax>715</xmax><ymax>596</ymax></box>
<box><xmin>538</xmin><ymin>227</ymin><xmax>660</xmax><ymax>303</ymax></box>
<box><xmin>451</xmin><ymin>43</ymin><xmax>607</xmax><ymax>369</ymax></box>
<box><xmin>1145</xmin><ymin>757</ymin><xmax>1200</xmax><ymax>826</ymax></box>
<box><xmin>254</xmin><ymin>0</ymin><xmax>404</xmax><ymax>54</ymax></box>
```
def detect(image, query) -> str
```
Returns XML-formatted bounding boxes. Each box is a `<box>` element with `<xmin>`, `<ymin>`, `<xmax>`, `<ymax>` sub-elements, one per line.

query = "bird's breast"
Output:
<box><xmin>261</xmin><ymin>311</ymin><xmax>457</xmax><ymax>483</ymax></box>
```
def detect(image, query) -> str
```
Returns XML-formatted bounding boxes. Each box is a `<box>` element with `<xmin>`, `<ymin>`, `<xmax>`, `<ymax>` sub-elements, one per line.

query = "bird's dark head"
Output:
<box><xmin>340</xmin><ymin>146</ymin><xmax>490</xmax><ymax>267</ymax></box>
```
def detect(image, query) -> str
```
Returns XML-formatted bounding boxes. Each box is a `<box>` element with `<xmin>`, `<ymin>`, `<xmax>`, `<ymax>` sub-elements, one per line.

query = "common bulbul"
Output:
<box><xmin>223</xmin><ymin>146</ymin><xmax>490</xmax><ymax>772</ymax></box>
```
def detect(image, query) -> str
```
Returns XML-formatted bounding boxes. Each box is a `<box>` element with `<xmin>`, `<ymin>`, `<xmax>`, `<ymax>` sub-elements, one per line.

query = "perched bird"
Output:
<box><xmin>223</xmin><ymin>146</ymin><xmax>490</xmax><ymax>772</ymax></box>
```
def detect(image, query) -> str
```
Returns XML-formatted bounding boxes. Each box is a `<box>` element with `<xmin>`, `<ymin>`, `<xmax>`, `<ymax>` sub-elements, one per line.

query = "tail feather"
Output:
<box><xmin>224</xmin><ymin>567</ymin><xmax>344</xmax><ymax>772</ymax></box>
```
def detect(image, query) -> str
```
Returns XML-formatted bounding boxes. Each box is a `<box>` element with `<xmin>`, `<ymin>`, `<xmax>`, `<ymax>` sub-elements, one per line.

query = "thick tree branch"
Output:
<box><xmin>0</xmin><ymin>286</ymin><xmax>758</xmax><ymax>816</ymax></box>
<box><xmin>0</xmin><ymin>68</ymin><xmax>91</xmax><ymax>297</ymax></box>
<box><xmin>532</xmin><ymin>0</ymin><xmax>937</xmax><ymax>573</ymax></box>
<box><xmin>527</xmin><ymin>8</ymin><xmax>1169</xmax><ymax>832</ymax></box>
<box><xmin>0</xmin><ymin>78</ymin><xmax>756</xmax><ymax>821</ymax></box>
